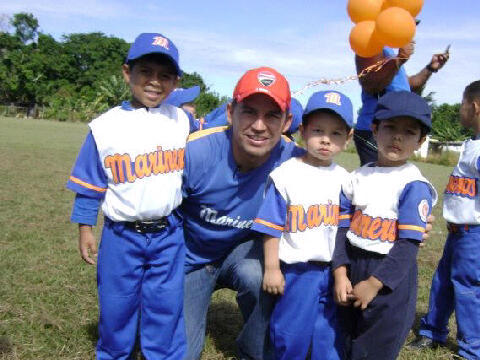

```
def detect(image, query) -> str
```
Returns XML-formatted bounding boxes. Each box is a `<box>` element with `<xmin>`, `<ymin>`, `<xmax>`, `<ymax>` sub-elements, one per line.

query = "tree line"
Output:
<box><xmin>0</xmin><ymin>12</ymin><xmax>227</xmax><ymax>121</ymax></box>
<box><xmin>0</xmin><ymin>13</ymin><xmax>470</xmax><ymax>141</ymax></box>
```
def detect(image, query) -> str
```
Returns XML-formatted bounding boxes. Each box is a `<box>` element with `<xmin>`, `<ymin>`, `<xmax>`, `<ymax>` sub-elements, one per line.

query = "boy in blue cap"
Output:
<box><xmin>251</xmin><ymin>90</ymin><xmax>354</xmax><ymax>359</ymax></box>
<box><xmin>66</xmin><ymin>33</ymin><xmax>189</xmax><ymax>359</ymax></box>
<box><xmin>332</xmin><ymin>91</ymin><xmax>437</xmax><ymax>360</ymax></box>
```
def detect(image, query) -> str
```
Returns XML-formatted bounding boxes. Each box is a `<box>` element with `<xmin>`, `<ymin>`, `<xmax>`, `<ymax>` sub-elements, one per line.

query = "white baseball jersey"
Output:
<box><xmin>443</xmin><ymin>139</ymin><xmax>480</xmax><ymax>225</ymax></box>
<box><xmin>88</xmin><ymin>104</ymin><xmax>189</xmax><ymax>222</ymax></box>
<box><xmin>252</xmin><ymin>157</ymin><xmax>349</xmax><ymax>264</ymax></box>
<box><xmin>342</xmin><ymin>163</ymin><xmax>437</xmax><ymax>255</ymax></box>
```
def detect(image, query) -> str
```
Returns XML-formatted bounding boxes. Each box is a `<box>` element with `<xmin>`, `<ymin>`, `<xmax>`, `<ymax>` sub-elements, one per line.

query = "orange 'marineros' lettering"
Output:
<box><xmin>444</xmin><ymin>175</ymin><xmax>476</xmax><ymax>198</ymax></box>
<box><xmin>104</xmin><ymin>146</ymin><xmax>185</xmax><ymax>185</ymax></box>
<box><xmin>350</xmin><ymin>210</ymin><xmax>397</xmax><ymax>242</ymax></box>
<box><xmin>287</xmin><ymin>203</ymin><xmax>339</xmax><ymax>233</ymax></box>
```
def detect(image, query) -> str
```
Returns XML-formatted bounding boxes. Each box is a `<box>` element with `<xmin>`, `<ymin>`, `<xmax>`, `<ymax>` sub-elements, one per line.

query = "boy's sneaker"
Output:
<box><xmin>407</xmin><ymin>335</ymin><xmax>440</xmax><ymax>350</ymax></box>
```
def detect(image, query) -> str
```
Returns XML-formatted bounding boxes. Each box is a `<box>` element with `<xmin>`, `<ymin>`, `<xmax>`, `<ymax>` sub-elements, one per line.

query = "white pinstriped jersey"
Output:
<box><xmin>443</xmin><ymin>139</ymin><xmax>480</xmax><ymax>225</ymax></box>
<box><xmin>88</xmin><ymin>104</ymin><xmax>189</xmax><ymax>222</ymax></box>
<box><xmin>342</xmin><ymin>163</ymin><xmax>437</xmax><ymax>255</ymax></box>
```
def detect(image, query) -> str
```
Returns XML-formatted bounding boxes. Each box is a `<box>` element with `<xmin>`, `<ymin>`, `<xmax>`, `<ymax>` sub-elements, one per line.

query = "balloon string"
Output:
<box><xmin>292</xmin><ymin>56</ymin><xmax>407</xmax><ymax>96</ymax></box>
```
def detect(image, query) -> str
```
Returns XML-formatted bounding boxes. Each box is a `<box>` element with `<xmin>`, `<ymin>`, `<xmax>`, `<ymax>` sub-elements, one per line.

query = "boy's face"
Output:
<box><xmin>227</xmin><ymin>93</ymin><xmax>292</xmax><ymax>171</ymax></box>
<box><xmin>300</xmin><ymin>112</ymin><xmax>351</xmax><ymax>167</ymax></box>
<box><xmin>122</xmin><ymin>57</ymin><xmax>178</xmax><ymax>108</ymax></box>
<box><xmin>373</xmin><ymin>116</ymin><xmax>425</xmax><ymax>167</ymax></box>
<box><xmin>460</xmin><ymin>94</ymin><xmax>477</xmax><ymax>129</ymax></box>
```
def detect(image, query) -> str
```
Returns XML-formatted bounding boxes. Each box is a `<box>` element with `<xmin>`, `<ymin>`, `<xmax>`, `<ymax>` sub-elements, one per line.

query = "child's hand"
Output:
<box><xmin>333</xmin><ymin>266</ymin><xmax>355</xmax><ymax>306</ymax></box>
<box><xmin>78</xmin><ymin>225</ymin><xmax>97</xmax><ymax>265</ymax></box>
<box><xmin>352</xmin><ymin>276</ymin><xmax>383</xmax><ymax>310</ymax></box>
<box><xmin>262</xmin><ymin>268</ymin><xmax>285</xmax><ymax>295</ymax></box>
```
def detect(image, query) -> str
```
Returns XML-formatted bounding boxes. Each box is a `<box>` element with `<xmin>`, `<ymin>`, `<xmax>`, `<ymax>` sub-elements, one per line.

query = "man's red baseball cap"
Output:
<box><xmin>232</xmin><ymin>67</ymin><xmax>291</xmax><ymax>112</ymax></box>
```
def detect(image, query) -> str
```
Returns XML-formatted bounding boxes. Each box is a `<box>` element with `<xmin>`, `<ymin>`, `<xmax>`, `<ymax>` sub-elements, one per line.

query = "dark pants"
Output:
<box><xmin>353</xmin><ymin>130</ymin><xmax>377</xmax><ymax>166</ymax></box>
<box><xmin>339</xmin><ymin>245</ymin><xmax>417</xmax><ymax>360</ymax></box>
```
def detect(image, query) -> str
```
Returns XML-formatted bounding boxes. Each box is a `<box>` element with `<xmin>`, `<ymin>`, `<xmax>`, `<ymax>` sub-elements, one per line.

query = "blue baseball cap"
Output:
<box><xmin>287</xmin><ymin>98</ymin><xmax>303</xmax><ymax>134</ymax></box>
<box><xmin>126</xmin><ymin>33</ymin><xmax>182</xmax><ymax>75</ymax></box>
<box><xmin>164</xmin><ymin>86</ymin><xmax>201</xmax><ymax>107</ymax></box>
<box><xmin>374</xmin><ymin>91</ymin><xmax>432</xmax><ymax>130</ymax></box>
<box><xmin>303</xmin><ymin>91</ymin><xmax>354</xmax><ymax>128</ymax></box>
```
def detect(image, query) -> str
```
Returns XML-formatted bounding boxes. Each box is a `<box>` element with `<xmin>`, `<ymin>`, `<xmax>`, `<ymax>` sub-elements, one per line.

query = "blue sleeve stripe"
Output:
<box><xmin>254</xmin><ymin>218</ymin><xmax>284</xmax><ymax>231</ymax></box>
<box><xmin>69</xmin><ymin>176</ymin><xmax>107</xmax><ymax>193</ymax></box>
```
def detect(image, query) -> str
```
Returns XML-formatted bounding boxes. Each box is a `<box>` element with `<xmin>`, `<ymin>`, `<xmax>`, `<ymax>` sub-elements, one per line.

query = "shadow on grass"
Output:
<box><xmin>205</xmin><ymin>299</ymin><xmax>243</xmax><ymax>358</ymax></box>
<box><xmin>0</xmin><ymin>336</ymin><xmax>13</xmax><ymax>355</ymax></box>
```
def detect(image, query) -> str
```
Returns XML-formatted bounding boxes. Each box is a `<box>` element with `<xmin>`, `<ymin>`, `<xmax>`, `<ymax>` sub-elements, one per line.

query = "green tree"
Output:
<box><xmin>431</xmin><ymin>103</ymin><xmax>473</xmax><ymax>141</ymax></box>
<box><xmin>10</xmin><ymin>12</ymin><xmax>38</xmax><ymax>44</ymax></box>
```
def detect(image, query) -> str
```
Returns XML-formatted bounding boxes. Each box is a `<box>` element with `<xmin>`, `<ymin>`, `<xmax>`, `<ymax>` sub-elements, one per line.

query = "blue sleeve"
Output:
<box><xmin>71</xmin><ymin>193</ymin><xmax>101</xmax><ymax>225</ymax></box>
<box><xmin>186</xmin><ymin>111</ymin><xmax>199</xmax><ymax>133</ymax></box>
<box><xmin>475</xmin><ymin>156</ymin><xmax>480</xmax><ymax>174</ymax></box>
<box><xmin>338</xmin><ymin>190</ymin><xmax>354</xmax><ymax>228</ymax></box>
<box><xmin>371</xmin><ymin>237</ymin><xmax>419</xmax><ymax>291</ymax></box>
<box><xmin>332</xmin><ymin>227</ymin><xmax>350</xmax><ymax>270</ymax></box>
<box><xmin>66</xmin><ymin>132</ymin><xmax>108</xmax><ymax>199</ymax></box>
<box><xmin>397</xmin><ymin>181</ymin><xmax>433</xmax><ymax>242</ymax></box>
<box><xmin>251</xmin><ymin>178</ymin><xmax>287</xmax><ymax>238</ymax></box>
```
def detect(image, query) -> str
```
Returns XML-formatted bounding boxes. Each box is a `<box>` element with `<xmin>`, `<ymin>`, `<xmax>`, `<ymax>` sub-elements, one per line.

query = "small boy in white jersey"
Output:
<box><xmin>332</xmin><ymin>90</ymin><xmax>437</xmax><ymax>360</ymax></box>
<box><xmin>410</xmin><ymin>80</ymin><xmax>480</xmax><ymax>360</ymax></box>
<box><xmin>251</xmin><ymin>90</ymin><xmax>354</xmax><ymax>360</ymax></box>
<box><xmin>66</xmin><ymin>33</ymin><xmax>189</xmax><ymax>359</ymax></box>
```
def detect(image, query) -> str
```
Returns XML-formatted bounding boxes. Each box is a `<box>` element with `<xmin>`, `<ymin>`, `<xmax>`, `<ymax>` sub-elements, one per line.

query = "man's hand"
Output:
<box><xmin>352</xmin><ymin>276</ymin><xmax>383</xmax><ymax>310</ymax></box>
<box><xmin>333</xmin><ymin>266</ymin><xmax>355</xmax><ymax>306</ymax></box>
<box><xmin>428</xmin><ymin>49</ymin><xmax>449</xmax><ymax>72</ymax></box>
<box><xmin>263</xmin><ymin>267</ymin><xmax>285</xmax><ymax>295</ymax></box>
<box><xmin>78</xmin><ymin>224</ymin><xmax>97</xmax><ymax>265</ymax></box>
<box><xmin>421</xmin><ymin>214</ymin><xmax>435</xmax><ymax>246</ymax></box>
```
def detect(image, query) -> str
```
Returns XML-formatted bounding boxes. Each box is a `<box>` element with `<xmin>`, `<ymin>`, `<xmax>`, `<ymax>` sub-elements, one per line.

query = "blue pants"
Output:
<box><xmin>183</xmin><ymin>239</ymin><xmax>275</xmax><ymax>360</ymax></box>
<box><xmin>96</xmin><ymin>215</ymin><xmax>186</xmax><ymax>360</ymax></box>
<box><xmin>270</xmin><ymin>262</ymin><xmax>342</xmax><ymax>360</ymax></box>
<box><xmin>340</xmin><ymin>246</ymin><xmax>417</xmax><ymax>360</ymax></box>
<box><xmin>419</xmin><ymin>226</ymin><xmax>480</xmax><ymax>360</ymax></box>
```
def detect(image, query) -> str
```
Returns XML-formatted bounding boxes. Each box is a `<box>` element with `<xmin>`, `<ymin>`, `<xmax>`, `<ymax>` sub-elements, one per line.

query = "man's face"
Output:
<box><xmin>122</xmin><ymin>57</ymin><xmax>178</xmax><ymax>108</ymax></box>
<box><xmin>228</xmin><ymin>93</ymin><xmax>291</xmax><ymax>170</ymax></box>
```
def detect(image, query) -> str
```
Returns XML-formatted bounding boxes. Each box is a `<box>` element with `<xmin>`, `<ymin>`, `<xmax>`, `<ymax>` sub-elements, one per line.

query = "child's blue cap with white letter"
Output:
<box><xmin>126</xmin><ymin>33</ymin><xmax>182</xmax><ymax>75</ymax></box>
<box><xmin>303</xmin><ymin>90</ymin><xmax>354</xmax><ymax>128</ymax></box>
<box><xmin>375</xmin><ymin>91</ymin><xmax>432</xmax><ymax>130</ymax></box>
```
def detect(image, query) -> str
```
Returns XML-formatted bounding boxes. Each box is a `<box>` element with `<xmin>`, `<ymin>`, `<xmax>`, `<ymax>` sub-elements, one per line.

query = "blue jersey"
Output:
<box><xmin>180</xmin><ymin>126</ymin><xmax>304</xmax><ymax>270</ymax></box>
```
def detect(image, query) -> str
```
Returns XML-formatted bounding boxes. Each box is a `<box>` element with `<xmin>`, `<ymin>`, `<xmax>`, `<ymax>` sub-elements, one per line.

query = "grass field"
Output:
<box><xmin>0</xmin><ymin>116</ymin><xmax>461</xmax><ymax>359</ymax></box>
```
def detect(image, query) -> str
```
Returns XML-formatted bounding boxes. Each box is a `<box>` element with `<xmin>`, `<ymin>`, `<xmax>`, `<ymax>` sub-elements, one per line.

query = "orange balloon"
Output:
<box><xmin>347</xmin><ymin>0</ymin><xmax>385</xmax><ymax>23</ymax></box>
<box><xmin>349</xmin><ymin>21</ymin><xmax>384</xmax><ymax>58</ymax></box>
<box><xmin>375</xmin><ymin>7</ymin><xmax>416</xmax><ymax>48</ymax></box>
<box><xmin>385</xmin><ymin>0</ymin><xmax>424</xmax><ymax>17</ymax></box>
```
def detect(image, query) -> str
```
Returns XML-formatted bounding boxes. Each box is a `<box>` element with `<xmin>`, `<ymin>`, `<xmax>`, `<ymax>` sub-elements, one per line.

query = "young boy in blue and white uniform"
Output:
<box><xmin>66</xmin><ymin>33</ymin><xmax>189</xmax><ymax>359</ymax></box>
<box><xmin>332</xmin><ymin>91</ymin><xmax>437</xmax><ymax>360</ymax></box>
<box><xmin>251</xmin><ymin>90</ymin><xmax>354</xmax><ymax>360</ymax></box>
<box><xmin>411</xmin><ymin>80</ymin><xmax>480</xmax><ymax>360</ymax></box>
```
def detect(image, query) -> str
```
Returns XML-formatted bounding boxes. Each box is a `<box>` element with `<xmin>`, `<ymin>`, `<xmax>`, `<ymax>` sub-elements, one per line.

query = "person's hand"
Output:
<box><xmin>428</xmin><ymin>50</ymin><xmax>449</xmax><ymax>72</ymax></box>
<box><xmin>262</xmin><ymin>268</ymin><xmax>285</xmax><ymax>295</ymax></box>
<box><xmin>397</xmin><ymin>41</ymin><xmax>415</xmax><ymax>65</ymax></box>
<box><xmin>334</xmin><ymin>272</ymin><xmax>355</xmax><ymax>306</ymax></box>
<box><xmin>352</xmin><ymin>276</ymin><xmax>383</xmax><ymax>310</ymax></box>
<box><xmin>78</xmin><ymin>225</ymin><xmax>97</xmax><ymax>265</ymax></box>
<box><xmin>420</xmin><ymin>214</ymin><xmax>435</xmax><ymax>246</ymax></box>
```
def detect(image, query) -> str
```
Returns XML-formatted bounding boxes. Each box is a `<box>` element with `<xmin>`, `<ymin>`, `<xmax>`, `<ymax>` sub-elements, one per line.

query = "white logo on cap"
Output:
<box><xmin>257</xmin><ymin>72</ymin><xmax>276</xmax><ymax>87</ymax></box>
<box><xmin>325</xmin><ymin>92</ymin><xmax>341</xmax><ymax>106</ymax></box>
<box><xmin>152</xmin><ymin>36</ymin><xmax>169</xmax><ymax>50</ymax></box>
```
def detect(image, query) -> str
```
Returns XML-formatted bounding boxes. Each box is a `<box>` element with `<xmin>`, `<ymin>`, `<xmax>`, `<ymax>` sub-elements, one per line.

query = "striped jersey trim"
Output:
<box><xmin>187</xmin><ymin>126</ymin><xmax>229</xmax><ymax>142</ymax></box>
<box><xmin>254</xmin><ymin>218</ymin><xmax>284</xmax><ymax>231</ymax></box>
<box><xmin>398</xmin><ymin>224</ymin><xmax>425</xmax><ymax>233</ymax></box>
<box><xmin>69</xmin><ymin>176</ymin><xmax>107</xmax><ymax>193</ymax></box>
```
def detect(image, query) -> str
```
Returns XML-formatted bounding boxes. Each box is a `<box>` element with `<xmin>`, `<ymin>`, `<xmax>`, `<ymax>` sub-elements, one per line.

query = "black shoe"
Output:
<box><xmin>407</xmin><ymin>335</ymin><xmax>439</xmax><ymax>350</ymax></box>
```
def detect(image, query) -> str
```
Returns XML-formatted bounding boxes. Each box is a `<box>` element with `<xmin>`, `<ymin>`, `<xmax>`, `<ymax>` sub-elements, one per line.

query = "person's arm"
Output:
<box><xmin>263</xmin><ymin>235</ymin><xmax>285</xmax><ymax>295</ymax></box>
<box><xmin>409</xmin><ymin>50</ymin><xmax>450</xmax><ymax>93</ymax></box>
<box><xmin>356</xmin><ymin>43</ymin><xmax>414</xmax><ymax>95</ymax></box>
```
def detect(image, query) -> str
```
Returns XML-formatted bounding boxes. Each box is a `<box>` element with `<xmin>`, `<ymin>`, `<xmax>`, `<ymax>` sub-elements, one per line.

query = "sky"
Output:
<box><xmin>1</xmin><ymin>0</ymin><xmax>479</xmax><ymax>118</ymax></box>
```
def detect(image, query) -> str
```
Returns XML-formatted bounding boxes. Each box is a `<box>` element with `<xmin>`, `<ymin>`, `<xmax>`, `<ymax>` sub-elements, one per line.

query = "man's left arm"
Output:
<box><xmin>409</xmin><ymin>50</ymin><xmax>450</xmax><ymax>93</ymax></box>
